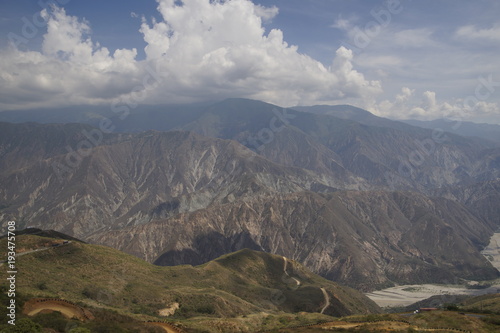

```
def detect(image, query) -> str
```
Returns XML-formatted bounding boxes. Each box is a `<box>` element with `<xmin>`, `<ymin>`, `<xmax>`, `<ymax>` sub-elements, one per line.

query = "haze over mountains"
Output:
<box><xmin>1</xmin><ymin>98</ymin><xmax>500</xmax><ymax>292</ymax></box>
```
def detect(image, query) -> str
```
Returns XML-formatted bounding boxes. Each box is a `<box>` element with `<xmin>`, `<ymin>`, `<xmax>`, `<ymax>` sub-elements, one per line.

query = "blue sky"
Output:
<box><xmin>0</xmin><ymin>0</ymin><xmax>499</xmax><ymax>123</ymax></box>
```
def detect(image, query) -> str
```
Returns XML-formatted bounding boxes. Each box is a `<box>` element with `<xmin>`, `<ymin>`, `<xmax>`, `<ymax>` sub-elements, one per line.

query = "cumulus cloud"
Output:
<box><xmin>254</xmin><ymin>4</ymin><xmax>279</xmax><ymax>23</ymax></box>
<box><xmin>133</xmin><ymin>0</ymin><xmax>382</xmax><ymax>106</ymax></box>
<box><xmin>0</xmin><ymin>6</ymin><xmax>140</xmax><ymax>110</ymax></box>
<box><xmin>330</xmin><ymin>47</ymin><xmax>382</xmax><ymax>99</ymax></box>
<box><xmin>376</xmin><ymin>88</ymin><xmax>461</xmax><ymax>120</ymax></box>
<box><xmin>373</xmin><ymin>87</ymin><xmax>500</xmax><ymax>123</ymax></box>
<box><xmin>0</xmin><ymin>0</ymin><xmax>382</xmax><ymax>110</ymax></box>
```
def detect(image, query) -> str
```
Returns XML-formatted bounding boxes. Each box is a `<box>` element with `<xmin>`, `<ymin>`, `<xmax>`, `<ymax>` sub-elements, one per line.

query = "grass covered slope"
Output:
<box><xmin>461</xmin><ymin>293</ymin><xmax>500</xmax><ymax>314</ymax></box>
<box><xmin>276</xmin><ymin>312</ymin><xmax>500</xmax><ymax>333</ymax></box>
<box><xmin>0</xmin><ymin>234</ymin><xmax>380</xmax><ymax>321</ymax></box>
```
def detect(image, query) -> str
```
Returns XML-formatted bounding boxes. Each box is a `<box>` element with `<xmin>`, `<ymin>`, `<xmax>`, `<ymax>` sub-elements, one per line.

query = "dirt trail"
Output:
<box><xmin>282</xmin><ymin>256</ymin><xmax>301</xmax><ymax>286</ymax></box>
<box><xmin>281</xmin><ymin>256</ymin><xmax>330</xmax><ymax>314</ymax></box>
<box><xmin>319</xmin><ymin>287</ymin><xmax>330</xmax><ymax>314</ymax></box>
<box><xmin>0</xmin><ymin>241</ymin><xmax>72</xmax><ymax>265</ymax></box>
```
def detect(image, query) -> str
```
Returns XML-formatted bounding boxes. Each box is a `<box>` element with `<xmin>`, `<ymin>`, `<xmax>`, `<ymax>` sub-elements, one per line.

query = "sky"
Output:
<box><xmin>0</xmin><ymin>0</ymin><xmax>499</xmax><ymax>123</ymax></box>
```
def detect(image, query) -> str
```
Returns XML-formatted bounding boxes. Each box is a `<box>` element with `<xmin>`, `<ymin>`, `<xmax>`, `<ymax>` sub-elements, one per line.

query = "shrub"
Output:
<box><xmin>36</xmin><ymin>281</ymin><xmax>48</xmax><ymax>290</ymax></box>
<box><xmin>32</xmin><ymin>311</ymin><xmax>69</xmax><ymax>331</ymax></box>
<box><xmin>196</xmin><ymin>305</ymin><xmax>215</xmax><ymax>315</ymax></box>
<box><xmin>85</xmin><ymin>322</ymin><xmax>127</xmax><ymax>333</ymax></box>
<box><xmin>482</xmin><ymin>315</ymin><xmax>500</xmax><ymax>326</ymax></box>
<box><xmin>69</xmin><ymin>328</ymin><xmax>92</xmax><ymax>333</ymax></box>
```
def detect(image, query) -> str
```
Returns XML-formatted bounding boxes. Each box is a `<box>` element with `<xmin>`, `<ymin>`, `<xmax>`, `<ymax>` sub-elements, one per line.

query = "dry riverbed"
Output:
<box><xmin>366</xmin><ymin>233</ymin><xmax>500</xmax><ymax>308</ymax></box>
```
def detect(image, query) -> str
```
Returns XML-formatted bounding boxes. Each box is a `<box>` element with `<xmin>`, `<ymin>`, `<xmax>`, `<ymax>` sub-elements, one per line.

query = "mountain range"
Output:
<box><xmin>1</xmin><ymin>98</ymin><xmax>500</xmax><ymax>292</ymax></box>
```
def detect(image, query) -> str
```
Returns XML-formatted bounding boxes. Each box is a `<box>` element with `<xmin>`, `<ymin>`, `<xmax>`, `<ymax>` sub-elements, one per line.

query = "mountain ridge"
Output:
<box><xmin>1</xmin><ymin>99</ymin><xmax>500</xmax><ymax>292</ymax></box>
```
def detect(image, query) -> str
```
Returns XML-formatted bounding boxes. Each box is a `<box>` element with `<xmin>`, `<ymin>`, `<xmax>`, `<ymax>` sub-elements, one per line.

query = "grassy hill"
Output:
<box><xmin>0</xmin><ymin>233</ymin><xmax>380</xmax><ymax>332</ymax></box>
<box><xmin>275</xmin><ymin>311</ymin><xmax>500</xmax><ymax>333</ymax></box>
<box><xmin>461</xmin><ymin>293</ymin><xmax>500</xmax><ymax>314</ymax></box>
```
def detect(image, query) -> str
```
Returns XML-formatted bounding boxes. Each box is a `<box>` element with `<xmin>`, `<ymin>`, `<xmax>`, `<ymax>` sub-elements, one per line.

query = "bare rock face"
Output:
<box><xmin>433</xmin><ymin>179</ymin><xmax>500</xmax><ymax>229</ymax></box>
<box><xmin>91</xmin><ymin>190</ymin><xmax>498</xmax><ymax>291</ymax></box>
<box><xmin>0</xmin><ymin>126</ymin><xmax>346</xmax><ymax>238</ymax></box>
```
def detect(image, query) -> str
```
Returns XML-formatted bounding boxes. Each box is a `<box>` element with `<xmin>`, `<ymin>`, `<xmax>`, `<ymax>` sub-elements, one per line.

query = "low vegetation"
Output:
<box><xmin>2</xmin><ymin>234</ymin><xmax>500</xmax><ymax>332</ymax></box>
<box><xmin>0</xmin><ymin>234</ymin><xmax>380</xmax><ymax>332</ymax></box>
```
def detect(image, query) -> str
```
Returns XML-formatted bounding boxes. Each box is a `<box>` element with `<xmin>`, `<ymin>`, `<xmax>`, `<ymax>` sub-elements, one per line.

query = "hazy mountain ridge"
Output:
<box><xmin>171</xmin><ymin>99</ymin><xmax>500</xmax><ymax>190</ymax></box>
<box><xmin>291</xmin><ymin>104</ymin><xmax>420</xmax><ymax>133</ymax></box>
<box><xmin>403</xmin><ymin>118</ymin><xmax>500</xmax><ymax>144</ymax></box>
<box><xmin>2</xmin><ymin>99</ymin><xmax>499</xmax><ymax>192</ymax></box>
<box><xmin>0</xmin><ymin>122</ymin><xmax>113</xmax><ymax>176</ymax></box>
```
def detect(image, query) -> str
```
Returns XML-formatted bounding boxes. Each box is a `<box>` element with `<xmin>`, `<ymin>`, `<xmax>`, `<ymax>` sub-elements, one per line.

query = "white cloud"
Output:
<box><xmin>0</xmin><ymin>0</ymin><xmax>382</xmax><ymax>110</ymax></box>
<box><xmin>392</xmin><ymin>28</ymin><xmax>436</xmax><ymax>48</ymax></box>
<box><xmin>373</xmin><ymin>87</ymin><xmax>500</xmax><ymax>123</ymax></box>
<box><xmin>41</xmin><ymin>7</ymin><xmax>92</xmax><ymax>62</ymax></box>
<box><xmin>254</xmin><ymin>4</ymin><xmax>279</xmax><ymax>23</ymax></box>
<box><xmin>330</xmin><ymin>47</ymin><xmax>382</xmax><ymax>100</ymax></box>
<box><xmin>331</xmin><ymin>15</ymin><xmax>357</xmax><ymax>31</ymax></box>
<box><xmin>132</xmin><ymin>0</ymin><xmax>382</xmax><ymax>106</ymax></box>
<box><xmin>379</xmin><ymin>89</ymin><xmax>454</xmax><ymax>119</ymax></box>
<box><xmin>0</xmin><ymin>5</ymin><xmax>141</xmax><ymax>111</ymax></box>
<box><xmin>455</xmin><ymin>24</ymin><xmax>500</xmax><ymax>42</ymax></box>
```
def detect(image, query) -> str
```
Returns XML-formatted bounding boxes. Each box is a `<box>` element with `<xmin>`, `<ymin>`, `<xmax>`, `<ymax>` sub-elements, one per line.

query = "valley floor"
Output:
<box><xmin>366</xmin><ymin>283</ymin><xmax>500</xmax><ymax>308</ymax></box>
<box><xmin>367</xmin><ymin>233</ymin><xmax>500</xmax><ymax>308</ymax></box>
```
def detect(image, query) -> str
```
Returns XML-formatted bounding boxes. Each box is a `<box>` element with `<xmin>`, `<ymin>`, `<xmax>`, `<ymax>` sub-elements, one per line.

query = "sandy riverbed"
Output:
<box><xmin>366</xmin><ymin>233</ymin><xmax>500</xmax><ymax>308</ymax></box>
<box><xmin>481</xmin><ymin>232</ymin><xmax>500</xmax><ymax>271</ymax></box>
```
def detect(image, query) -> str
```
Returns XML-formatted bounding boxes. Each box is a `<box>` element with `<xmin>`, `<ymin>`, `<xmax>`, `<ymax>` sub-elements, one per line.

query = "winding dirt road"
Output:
<box><xmin>282</xmin><ymin>256</ymin><xmax>301</xmax><ymax>286</ymax></box>
<box><xmin>281</xmin><ymin>256</ymin><xmax>330</xmax><ymax>314</ymax></box>
<box><xmin>319</xmin><ymin>287</ymin><xmax>330</xmax><ymax>314</ymax></box>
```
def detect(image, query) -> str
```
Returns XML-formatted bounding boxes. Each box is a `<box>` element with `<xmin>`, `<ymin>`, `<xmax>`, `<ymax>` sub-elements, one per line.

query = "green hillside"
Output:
<box><xmin>0</xmin><ymin>233</ymin><xmax>379</xmax><ymax>332</ymax></box>
<box><xmin>461</xmin><ymin>293</ymin><xmax>500</xmax><ymax>314</ymax></box>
